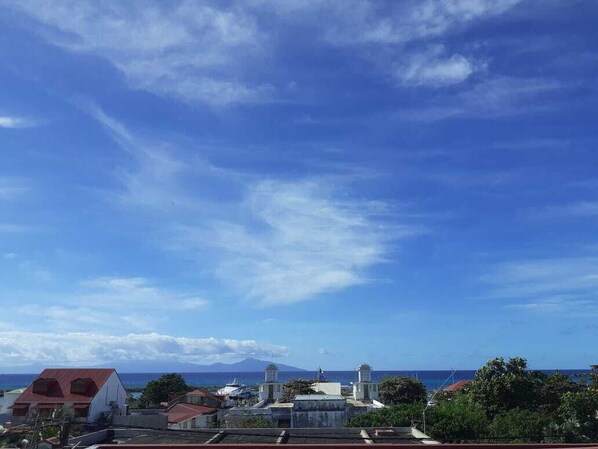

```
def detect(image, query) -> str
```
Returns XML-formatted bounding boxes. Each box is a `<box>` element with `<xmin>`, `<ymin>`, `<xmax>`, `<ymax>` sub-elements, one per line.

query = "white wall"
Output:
<box><xmin>169</xmin><ymin>413</ymin><xmax>217</xmax><ymax>429</ymax></box>
<box><xmin>312</xmin><ymin>382</ymin><xmax>341</xmax><ymax>396</ymax></box>
<box><xmin>258</xmin><ymin>383</ymin><xmax>282</xmax><ymax>401</ymax></box>
<box><xmin>88</xmin><ymin>371</ymin><xmax>127</xmax><ymax>422</ymax></box>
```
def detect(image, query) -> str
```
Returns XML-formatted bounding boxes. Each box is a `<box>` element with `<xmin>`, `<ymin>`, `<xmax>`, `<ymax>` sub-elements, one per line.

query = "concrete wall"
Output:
<box><xmin>292</xmin><ymin>398</ymin><xmax>346</xmax><ymax>428</ymax></box>
<box><xmin>68</xmin><ymin>429</ymin><xmax>109</xmax><ymax>447</ymax></box>
<box><xmin>112</xmin><ymin>414</ymin><xmax>168</xmax><ymax>429</ymax></box>
<box><xmin>89</xmin><ymin>372</ymin><xmax>127</xmax><ymax>422</ymax></box>
<box><xmin>292</xmin><ymin>410</ymin><xmax>346</xmax><ymax>428</ymax></box>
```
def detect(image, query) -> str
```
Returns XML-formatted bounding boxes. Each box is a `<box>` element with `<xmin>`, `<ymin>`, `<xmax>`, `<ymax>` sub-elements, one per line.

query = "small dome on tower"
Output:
<box><xmin>357</xmin><ymin>363</ymin><xmax>372</xmax><ymax>382</ymax></box>
<box><xmin>265</xmin><ymin>363</ymin><xmax>279</xmax><ymax>382</ymax></box>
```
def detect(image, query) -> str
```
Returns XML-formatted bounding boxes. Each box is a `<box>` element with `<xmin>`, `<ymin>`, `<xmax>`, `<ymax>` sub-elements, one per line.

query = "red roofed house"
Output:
<box><xmin>12</xmin><ymin>368</ymin><xmax>127</xmax><ymax>422</ymax></box>
<box><xmin>164</xmin><ymin>402</ymin><xmax>218</xmax><ymax>430</ymax></box>
<box><xmin>444</xmin><ymin>380</ymin><xmax>472</xmax><ymax>392</ymax></box>
<box><xmin>176</xmin><ymin>389</ymin><xmax>224</xmax><ymax>409</ymax></box>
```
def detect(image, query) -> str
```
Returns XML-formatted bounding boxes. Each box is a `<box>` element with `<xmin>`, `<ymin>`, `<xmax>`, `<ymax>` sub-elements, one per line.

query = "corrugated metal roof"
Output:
<box><xmin>14</xmin><ymin>368</ymin><xmax>116</xmax><ymax>405</ymax></box>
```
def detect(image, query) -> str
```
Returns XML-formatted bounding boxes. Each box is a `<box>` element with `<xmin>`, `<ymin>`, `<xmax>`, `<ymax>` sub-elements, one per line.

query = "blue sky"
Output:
<box><xmin>1</xmin><ymin>0</ymin><xmax>597</xmax><ymax>372</ymax></box>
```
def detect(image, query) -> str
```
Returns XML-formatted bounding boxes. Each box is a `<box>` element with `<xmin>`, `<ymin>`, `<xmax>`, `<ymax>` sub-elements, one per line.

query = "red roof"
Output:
<box><xmin>164</xmin><ymin>403</ymin><xmax>218</xmax><ymax>424</ymax></box>
<box><xmin>14</xmin><ymin>368</ymin><xmax>116</xmax><ymax>406</ymax></box>
<box><xmin>444</xmin><ymin>380</ymin><xmax>472</xmax><ymax>392</ymax></box>
<box><xmin>186</xmin><ymin>389</ymin><xmax>222</xmax><ymax>401</ymax></box>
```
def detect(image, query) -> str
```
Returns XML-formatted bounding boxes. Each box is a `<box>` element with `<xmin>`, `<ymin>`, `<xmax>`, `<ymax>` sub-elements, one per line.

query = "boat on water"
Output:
<box><xmin>216</xmin><ymin>379</ymin><xmax>253</xmax><ymax>398</ymax></box>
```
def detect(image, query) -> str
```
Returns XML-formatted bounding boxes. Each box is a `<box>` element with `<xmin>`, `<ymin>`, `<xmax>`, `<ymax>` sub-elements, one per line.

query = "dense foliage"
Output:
<box><xmin>349</xmin><ymin>358</ymin><xmax>598</xmax><ymax>444</ymax></box>
<box><xmin>378</xmin><ymin>376</ymin><xmax>427</xmax><ymax>405</ymax></box>
<box><xmin>282</xmin><ymin>379</ymin><xmax>317</xmax><ymax>402</ymax></box>
<box><xmin>138</xmin><ymin>373</ymin><xmax>192</xmax><ymax>408</ymax></box>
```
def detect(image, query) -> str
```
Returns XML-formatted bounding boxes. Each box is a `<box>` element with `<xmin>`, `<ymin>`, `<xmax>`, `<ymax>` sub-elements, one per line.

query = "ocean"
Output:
<box><xmin>0</xmin><ymin>369</ymin><xmax>591</xmax><ymax>393</ymax></box>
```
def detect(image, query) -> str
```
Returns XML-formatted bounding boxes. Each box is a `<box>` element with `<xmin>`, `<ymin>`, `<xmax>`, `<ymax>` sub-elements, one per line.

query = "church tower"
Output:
<box><xmin>353</xmin><ymin>363</ymin><xmax>378</xmax><ymax>401</ymax></box>
<box><xmin>259</xmin><ymin>363</ymin><xmax>283</xmax><ymax>402</ymax></box>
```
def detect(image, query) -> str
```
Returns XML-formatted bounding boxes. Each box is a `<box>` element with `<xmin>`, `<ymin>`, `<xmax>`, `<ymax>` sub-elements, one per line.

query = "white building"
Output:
<box><xmin>0</xmin><ymin>388</ymin><xmax>25</xmax><ymax>415</ymax></box>
<box><xmin>258</xmin><ymin>363</ymin><xmax>283</xmax><ymax>402</ymax></box>
<box><xmin>12</xmin><ymin>368</ymin><xmax>127</xmax><ymax>422</ymax></box>
<box><xmin>353</xmin><ymin>363</ymin><xmax>378</xmax><ymax>402</ymax></box>
<box><xmin>165</xmin><ymin>402</ymin><xmax>219</xmax><ymax>429</ymax></box>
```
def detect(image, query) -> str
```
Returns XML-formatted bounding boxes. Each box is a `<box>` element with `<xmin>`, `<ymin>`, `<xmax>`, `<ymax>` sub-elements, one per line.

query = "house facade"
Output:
<box><xmin>164</xmin><ymin>402</ymin><xmax>219</xmax><ymax>429</ymax></box>
<box><xmin>12</xmin><ymin>368</ymin><xmax>127</xmax><ymax>422</ymax></box>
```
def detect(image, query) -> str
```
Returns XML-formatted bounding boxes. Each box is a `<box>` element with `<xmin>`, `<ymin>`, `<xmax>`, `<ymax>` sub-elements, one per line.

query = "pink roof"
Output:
<box><xmin>165</xmin><ymin>403</ymin><xmax>218</xmax><ymax>424</ymax></box>
<box><xmin>444</xmin><ymin>380</ymin><xmax>472</xmax><ymax>392</ymax></box>
<box><xmin>15</xmin><ymin>368</ymin><xmax>116</xmax><ymax>405</ymax></box>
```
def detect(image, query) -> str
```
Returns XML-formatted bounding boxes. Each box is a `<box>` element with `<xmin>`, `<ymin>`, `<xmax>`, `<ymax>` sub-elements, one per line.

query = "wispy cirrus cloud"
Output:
<box><xmin>483</xmin><ymin>257</ymin><xmax>598</xmax><ymax>317</ymax></box>
<box><xmin>6</xmin><ymin>0</ymin><xmax>523</xmax><ymax>106</ymax></box>
<box><xmin>399</xmin><ymin>76</ymin><xmax>562</xmax><ymax>121</ymax></box>
<box><xmin>530</xmin><ymin>201</ymin><xmax>598</xmax><ymax>219</ymax></box>
<box><xmin>0</xmin><ymin>116</ymin><xmax>36</xmax><ymax>129</ymax></box>
<box><xmin>0</xmin><ymin>223</ymin><xmax>29</xmax><ymax>233</ymax></box>
<box><xmin>9</xmin><ymin>1</ymin><xmax>270</xmax><ymax>106</ymax></box>
<box><xmin>317</xmin><ymin>0</ymin><xmax>521</xmax><ymax>45</ymax></box>
<box><xmin>0</xmin><ymin>177</ymin><xmax>30</xmax><ymax>200</ymax></box>
<box><xmin>79</xmin><ymin>276</ymin><xmax>208</xmax><ymax>311</ymax></box>
<box><xmin>396</xmin><ymin>46</ymin><xmax>476</xmax><ymax>87</ymax></box>
<box><xmin>0</xmin><ymin>331</ymin><xmax>288</xmax><ymax>367</ymax></box>
<box><xmin>86</xmin><ymin>107</ymin><xmax>422</xmax><ymax>306</ymax></box>
<box><xmin>8</xmin><ymin>276</ymin><xmax>208</xmax><ymax>332</ymax></box>
<box><xmin>175</xmin><ymin>179</ymin><xmax>421</xmax><ymax>306</ymax></box>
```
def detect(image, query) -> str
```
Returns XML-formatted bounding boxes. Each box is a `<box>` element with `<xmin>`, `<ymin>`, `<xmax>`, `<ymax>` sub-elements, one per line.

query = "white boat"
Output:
<box><xmin>217</xmin><ymin>379</ymin><xmax>253</xmax><ymax>398</ymax></box>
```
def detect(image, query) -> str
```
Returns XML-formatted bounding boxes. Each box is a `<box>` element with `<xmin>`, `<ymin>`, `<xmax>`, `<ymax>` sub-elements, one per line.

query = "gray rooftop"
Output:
<box><xmin>294</xmin><ymin>394</ymin><xmax>344</xmax><ymax>401</ymax></box>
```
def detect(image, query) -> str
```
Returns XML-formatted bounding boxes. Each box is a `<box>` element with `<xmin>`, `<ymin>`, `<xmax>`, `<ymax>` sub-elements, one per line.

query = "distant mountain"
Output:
<box><xmin>96</xmin><ymin>357</ymin><xmax>306</xmax><ymax>373</ymax></box>
<box><xmin>204</xmin><ymin>358</ymin><xmax>306</xmax><ymax>373</ymax></box>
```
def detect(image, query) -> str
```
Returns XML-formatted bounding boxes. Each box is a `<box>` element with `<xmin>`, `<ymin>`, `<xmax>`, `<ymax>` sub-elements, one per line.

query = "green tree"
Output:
<box><xmin>535</xmin><ymin>371</ymin><xmax>583</xmax><ymax>414</ymax></box>
<box><xmin>487</xmin><ymin>409</ymin><xmax>551</xmax><ymax>443</ymax></box>
<box><xmin>469</xmin><ymin>357</ymin><xmax>541</xmax><ymax>417</ymax></box>
<box><xmin>139</xmin><ymin>373</ymin><xmax>191</xmax><ymax>408</ymax></box>
<box><xmin>425</xmin><ymin>395</ymin><xmax>489</xmax><ymax>443</ymax></box>
<box><xmin>550</xmin><ymin>389</ymin><xmax>598</xmax><ymax>442</ymax></box>
<box><xmin>378</xmin><ymin>376</ymin><xmax>427</xmax><ymax>405</ymax></box>
<box><xmin>282</xmin><ymin>379</ymin><xmax>316</xmax><ymax>402</ymax></box>
<box><xmin>347</xmin><ymin>403</ymin><xmax>424</xmax><ymax>428</ymax></box>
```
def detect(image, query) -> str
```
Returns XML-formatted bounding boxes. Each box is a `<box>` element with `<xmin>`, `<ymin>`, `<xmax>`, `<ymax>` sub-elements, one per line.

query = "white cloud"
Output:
<box><xmin>7</xmin><ymin>0</ymin><xmax>523</xmax><ymax>104</ymax></box>
<box><xmin>86</xmin><ymin>108</ymin><xmax>422</xmax><ymax>306</ymax></box>
<box><xmin>0</xmin><ymin>177</ymin><xmax>29</xmax><ymax>200</ymax></box>
<box><xmin>10</xmin><ymin>1</ymin><xmax>270</xmax><ymax>106</ymax></box>
<box><xmin>0</xmin><ymin>331</ymin><xmax>288</xmax><ymax>367</ymax></box>
<box><xmin>0</xmin><ymin>116</ymin><xmax>35</xmax><ymax>129</ymax></box>
<box><xmin>0</xmin><ymin>223</ymin><xmax>29</xmax><ymax>233</ymax></box>
<box><xmin>396</xmin><ymin>46</ymin><xmax>475</xmax><ymax>86</ymax></box>
<box><xmin>531</xmin><ymin>201</ymin><xmax>598</xmax><ymax>218</ymax></box>
<box><xmin>175</xmin><ymin>179</ymin><xmax>421</xmax><ymax>306</ymax></box>
<box><xmin>320</xmin><ymin>0</ymin><xmax>521</xmax><ymax>45</ymax></box>
<box><xmin>79</xmin><ymin>276</ymin><xmax>208</xmax><ymax>311</ymax></box>
<box><xmin>483</xmin><ymin>257</ymin><xmax>598</xmax><ymax>316</ymax></box>
<box><xmin>8</xmin><ymin>276</ymin><xmax>209</xmax><ymax>332</ymax></box>
<box><xmin>400</xmin><ymin>76</ymin><xmax>562</xmax><ymax>120</ymax></box>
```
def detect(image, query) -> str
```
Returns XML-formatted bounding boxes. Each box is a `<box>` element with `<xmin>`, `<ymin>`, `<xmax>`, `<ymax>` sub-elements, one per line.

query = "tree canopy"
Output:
<box><xmin>138</xmin><ymin>373</ymin><xmax>191</xmax><ymax>408</ymax></box>
<box><xmin>281</xmin><ymin>379</ymin><xmax>316</xmax><ymax>402</ymax></box>
<box><xmin>351</xmin><ymin>357</ymin><xmax>598</xmax><ymax>444</ymax></box>
<box><xmin>378</xmin><ymin>376</ymin><xmax>427</xmax><ymax>405</ymax></box>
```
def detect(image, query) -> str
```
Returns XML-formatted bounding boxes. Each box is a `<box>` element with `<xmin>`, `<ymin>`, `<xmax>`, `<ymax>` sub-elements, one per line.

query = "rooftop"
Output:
<box><xmin>294</xmin><ymin>394</ymin><xmax>344</xmax><ymax>401</ymax></box>
<box><xmin>14</xmin><ymin>368</ymin><xmax>116</xmax><ymax>405</ymax></box>
<box><xmin>102</xmin><ymin>426</ymin><xmax>434</xmax><ymax>446</ymax></box>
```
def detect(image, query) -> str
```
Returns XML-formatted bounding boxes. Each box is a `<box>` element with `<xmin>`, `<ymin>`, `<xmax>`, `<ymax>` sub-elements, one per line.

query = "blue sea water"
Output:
<box><xmin>0</xmin><ymin>369</ymin><xmax>591</xmax><ymax>392</ymax></box>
